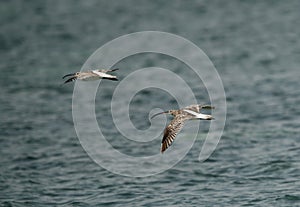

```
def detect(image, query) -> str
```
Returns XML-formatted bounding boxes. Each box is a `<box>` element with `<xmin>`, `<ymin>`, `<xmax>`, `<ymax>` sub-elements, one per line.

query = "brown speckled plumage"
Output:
<box><xmin>151</xmin><ymin>104</ymin><xmax>214</xmax><ymax>153</ymax></box>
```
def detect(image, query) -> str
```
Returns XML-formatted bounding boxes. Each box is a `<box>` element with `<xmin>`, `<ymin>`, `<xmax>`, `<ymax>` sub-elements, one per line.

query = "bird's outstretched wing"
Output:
<box><xmin>98</xmin><ymin>68</ymin><xmax>119</xmax><ymax>73</ymax></box>
<box><xmin>184</xmin><ymin>104</ymin><xmax>215</xmax><ymax>113</ymax></box>
<box><xmin>92</xmin><ymin>70</ymin><xmax>118</xmax><ymax>81</ymax></box>
<box><xmin>184</xmin><ymin>104</ymin><xmax>202</xmax><ymax>113</ymax></box>
<box><xmin>183</xmin><ymin>109</ymin><xmax>213</xmax><ymax>120</ymax></box>
<box><xmin>64</xmin><ymin>77</ymin><xmax>77</xmax><ymax>84</ymax></box>
<box><xmin>161</xmin><ymin>115</ymin><xmax>187</xmax><ymax>153</ymax></box>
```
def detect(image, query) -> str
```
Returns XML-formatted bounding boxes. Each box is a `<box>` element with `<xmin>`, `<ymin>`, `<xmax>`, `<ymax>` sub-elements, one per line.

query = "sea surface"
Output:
<box><xmin>1</xmin><ymin>0</ymin><xmax>300</xmax><ymax>206</ymax></box>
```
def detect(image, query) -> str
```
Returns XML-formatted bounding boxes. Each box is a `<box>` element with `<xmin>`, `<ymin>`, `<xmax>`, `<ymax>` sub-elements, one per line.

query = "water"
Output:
<box><xmin>1</xmin><ymin>0</ymin><xmax>300</xmax><ymax>206</ymax></box>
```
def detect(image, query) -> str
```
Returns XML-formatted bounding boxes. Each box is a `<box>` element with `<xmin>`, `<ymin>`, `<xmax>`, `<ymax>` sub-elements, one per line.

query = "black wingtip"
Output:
<box><xmin>102</xmin><ymin>77</ymin><xmax>118</xmax><ymax>81</ymax></box>
<box><xmin>62</xmin><ymin>73</ymin><xmax>76</xmax><ymax>79</ymax></box>
<box><xmin>63</xmin><ymin>77</ymin><xmax>77</xmax><ymax>84</ymax></box>
<box><xmin>161</xmin><ymin>145</ymin><xmax>166</xmax><ymax>154</ymax></box>
<box><xmin>110</xmin><ymin>68</ymin><xmax>119</xmax><ymax>72</ymax></box>
<box><xmin>202</xmin><ymin>105</ymin><xmax>215</xmax><ymax>110</ymax></box>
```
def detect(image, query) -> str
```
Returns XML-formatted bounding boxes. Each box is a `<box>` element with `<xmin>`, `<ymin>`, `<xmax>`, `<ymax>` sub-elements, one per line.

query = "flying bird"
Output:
<box><xmin>151</xmin><ymin>104</ymin><xmax>214</xmax><ymax>153</ymax></box>
<box><xmin>62</xmin><ymin>68</ymin><xmax>119</xmax><ymax>84</ymax></box>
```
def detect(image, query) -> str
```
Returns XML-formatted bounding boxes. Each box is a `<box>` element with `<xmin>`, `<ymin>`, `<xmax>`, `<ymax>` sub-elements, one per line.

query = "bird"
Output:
<box><xmin>62</xmin><ymin>68</ymin><xmax>119</xmax><ymax>84</ymax></box>
<box><xmin>151</xmin><ymin>104</ymin><xmax>214</xmax><ymax>153</ymax></box>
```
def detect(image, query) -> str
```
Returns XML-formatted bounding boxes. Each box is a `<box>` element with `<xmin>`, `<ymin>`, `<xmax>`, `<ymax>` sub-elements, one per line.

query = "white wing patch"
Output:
<box><xmin>92</xmin><ymin>70</ymin><xmax>115</xmax><ymax>79</ymax></box>
<box><xmin>183</xmin><ymin>109</ymin><xmax>212</xmax><ymax>120</ymax></box>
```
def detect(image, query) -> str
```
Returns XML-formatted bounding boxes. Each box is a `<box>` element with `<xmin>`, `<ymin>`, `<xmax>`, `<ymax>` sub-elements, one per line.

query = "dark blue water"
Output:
<box><xmin>1</xmin><ymin>0</ymin><xmax>300</xmax><ymax>206</ymax></box>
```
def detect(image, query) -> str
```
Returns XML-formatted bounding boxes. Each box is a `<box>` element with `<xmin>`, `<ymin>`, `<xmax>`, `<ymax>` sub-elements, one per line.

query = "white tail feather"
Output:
<box><xmin>92</xmin><ymin>70</ymin><xmax>116</xmax><ymax>79</ymax></box>
<box><xmin>183</xmin><ymin>109</ymin><xmax>213</xmax><ymax>120</ymax></box>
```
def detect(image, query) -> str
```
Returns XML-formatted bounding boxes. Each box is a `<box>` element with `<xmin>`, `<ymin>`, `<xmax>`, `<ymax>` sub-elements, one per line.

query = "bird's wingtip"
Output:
<box><xmin>62</xmin><ymin>73</ymin><xmax>76</xmax><ymax>79</ymax></box>
<box><xmin>102</xmin><ymin>77</ymin><xmax>118</xmax><ymax>81</ymax></box>
<box><xmin>110</xmin><ymin>68</ymin><xmax>119</xmax><ymax>72</ymax></box>
<box><xmin>63</xmin><ymin>77</ymin><xmax>77</xmax><ymax>84</ymax></box>
<box><xmin>202</xmin><ymin>105</ymin><xmax>215</xmax><ymax>110</ymax></box>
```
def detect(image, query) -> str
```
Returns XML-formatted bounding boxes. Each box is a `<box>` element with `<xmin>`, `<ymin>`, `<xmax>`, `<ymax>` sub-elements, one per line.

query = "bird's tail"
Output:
<box><xmin>196</xmin><ymin>113</ymin><xmax>214</xmax><ymax>120</ymax></box>
<box><xmin>102</xmin><ymin>76</ymin><xmax>118</xmax><ymax>81</ymax></box>
<box><xmin>183</xmin><ymin>109</ymin><xmax>214</xmax><ymax>120</ymax></box>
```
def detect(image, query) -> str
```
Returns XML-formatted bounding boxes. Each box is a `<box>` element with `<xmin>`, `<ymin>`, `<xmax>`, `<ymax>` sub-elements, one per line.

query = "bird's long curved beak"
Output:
<box><xmin>150</xmin><ymin>111</ymin><xmax>169</xmax><ymax>119</ymax></box>
<box><xmin>62</xmin><ymin>73</ymin><xmax>76</xmax><ymax>79</ymax></box>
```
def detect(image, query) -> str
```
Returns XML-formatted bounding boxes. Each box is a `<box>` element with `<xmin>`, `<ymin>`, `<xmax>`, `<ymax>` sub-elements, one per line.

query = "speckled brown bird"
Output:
<box><xmin>151</xmin><ymin>104</ymin><xmax>214</xmax><ymax>153</ymax></box>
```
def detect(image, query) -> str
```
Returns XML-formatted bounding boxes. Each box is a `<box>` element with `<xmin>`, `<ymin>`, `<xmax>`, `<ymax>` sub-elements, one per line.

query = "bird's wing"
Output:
<box><xmin>92</xmin><ymin>70</ymin><xmax>116</xmax><ymax>79</ymax></box>
<box><xmin>64</xmin><ymin>77</ymin><xmax>77</xmax><ymax>84</ymax></box>
<box><xmin>184</xmin><ymin>104</ymin><xmax>215</xmax><ymax>113</ymax></box>
<box><xmin>98</xmin><ymin>68</ymin><xmax>119</xmax><ymax>73</ymax></box>
<box><xmin>201</xmin><ymin>105</ymin><xmax>215</xmax><ymax>110</ymax></box>
<box><xmin>184</xmin><ymin>104</ymin><xmax>202</xmax><ymax>113</ymax></box>
<box><xmin>183</xmin><ymin>109</ymin><xmax>212</xmax><ymax>120</ymax></box>
<box><xmin>183</xmin><ymin>109</ymin><xmax>200</xmax><ymax>116</ymax></box>
<box><xmin>161</xmin><ymin>115</ymin><xmax>187</xmax><ymax>153</ymax></box>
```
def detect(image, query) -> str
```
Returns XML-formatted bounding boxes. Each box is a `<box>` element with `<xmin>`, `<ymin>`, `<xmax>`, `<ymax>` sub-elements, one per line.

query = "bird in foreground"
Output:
<box><xmin>62</xmin><ymin>68</ymin><xmax>119</xmax><ymax>84</ymax></box>
<box><xmin>151</xmin><ymin>104</ymin><xmax>214</xmax><ymax>153</ymax></box>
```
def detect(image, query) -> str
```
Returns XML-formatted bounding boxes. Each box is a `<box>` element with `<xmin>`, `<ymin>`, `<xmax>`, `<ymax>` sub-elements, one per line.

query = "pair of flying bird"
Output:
<box><xmin>63</xmin><ymin>69</ymin><xmax>214</xmax><ymax>153</ymax></box>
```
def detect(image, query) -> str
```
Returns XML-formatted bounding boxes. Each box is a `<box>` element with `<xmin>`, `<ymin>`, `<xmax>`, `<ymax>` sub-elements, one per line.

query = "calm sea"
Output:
<box><xmin>1</xmin><ymin>0</ymin><xmax>300</xmax><ymax>206</ymax></box>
